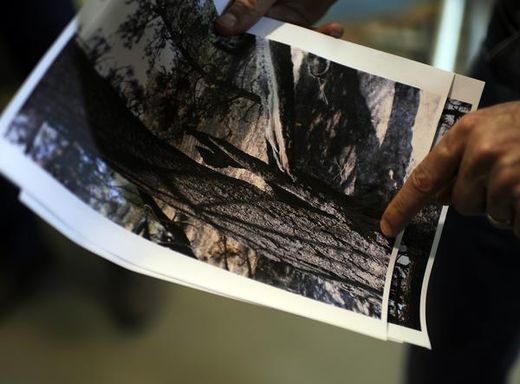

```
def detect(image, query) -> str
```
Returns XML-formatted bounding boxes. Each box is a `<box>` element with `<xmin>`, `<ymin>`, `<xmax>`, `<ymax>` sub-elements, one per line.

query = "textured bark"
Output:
<box><xmin>6</xmin><ymin>0</ymin><xmax>436</xmax><ymax>319</ymax></box>
<box><xmin>65</xmin><ymin>40</ymin><xmax>391</xmax><ymax>297</ymax></box>
<box><xmin>356</xmin><ymin>82</ymin><xmax>419</xmax><ymax>206</ymax></box>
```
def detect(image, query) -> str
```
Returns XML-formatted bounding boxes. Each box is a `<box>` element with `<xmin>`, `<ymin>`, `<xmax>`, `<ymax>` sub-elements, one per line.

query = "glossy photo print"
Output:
<box><xmin>0</xmin><ymin>0</ymin><xmax>482</xmax><ymax>345</ymax></box>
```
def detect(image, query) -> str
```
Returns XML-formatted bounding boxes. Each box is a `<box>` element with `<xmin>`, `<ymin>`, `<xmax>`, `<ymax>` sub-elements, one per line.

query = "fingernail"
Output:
<box><xmin>216</xmin><ymin>13</ymin><xmax>238</xmax><ymax>29</ymax></box>
<box><xmin>380</xmin><ymin>218</ymin><xmax>393</xmax><ymax>237</ymax></box>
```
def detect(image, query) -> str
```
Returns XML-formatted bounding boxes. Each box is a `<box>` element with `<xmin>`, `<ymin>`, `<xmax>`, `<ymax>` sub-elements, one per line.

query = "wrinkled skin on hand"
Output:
<box><xmin>381</xmin><ymin>101</ymin><xmax>520</xmax><ymax>238</ymax></box>
<box><xmin>215</xmin><ymin>0</ymin><xmax>343</xmax><ymax>37</ymax></box>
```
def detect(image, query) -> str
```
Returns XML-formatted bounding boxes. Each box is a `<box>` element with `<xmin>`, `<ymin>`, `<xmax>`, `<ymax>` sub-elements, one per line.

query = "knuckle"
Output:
<box><xmin>454</xmin><ymin>114</ymin><xmax>479</xmax><ymax>136</ymax></box>
<box><xmin>410</xmin><ymin>165</ymin><xmax>435</xmax><ymax>195</ymax></box>
<box><xmin>471</xmin><ymin>142</ymin><xmax>499</xmax><ymax>165</ymax></box>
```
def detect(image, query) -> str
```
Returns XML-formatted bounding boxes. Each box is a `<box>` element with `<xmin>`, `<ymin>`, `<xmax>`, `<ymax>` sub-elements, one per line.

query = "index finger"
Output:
<box><xmin>380</xmin><ymin>125</ymin><xmax>467</xmax><ymax>237</ymax></box>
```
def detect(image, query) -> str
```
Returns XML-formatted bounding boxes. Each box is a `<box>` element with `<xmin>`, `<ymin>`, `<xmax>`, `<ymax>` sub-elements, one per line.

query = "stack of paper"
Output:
<box><xmin>0</xmin><ymin>0</ymin><xmax>483</xmax><ymax>348</ymax></box>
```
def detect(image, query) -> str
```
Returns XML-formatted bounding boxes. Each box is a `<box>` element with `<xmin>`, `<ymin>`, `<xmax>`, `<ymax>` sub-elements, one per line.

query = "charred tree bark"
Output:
<box><xmin>355</xmin><ymin>83</ymin><xmax>419</xmax><ymax>210</ymax></box>
<box><xmin>268</xmin><ymin>41</ymin><xmax>296</xmax><ymax>171</ymax></box>
<box><xmin>68</xmin><ymin>40</ymin><xmax>392</xmax><ymax>297</ymax></box>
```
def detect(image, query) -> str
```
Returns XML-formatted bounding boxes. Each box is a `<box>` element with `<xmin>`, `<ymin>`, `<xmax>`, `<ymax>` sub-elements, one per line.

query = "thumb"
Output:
<box><xmin>215</xmin><ymin>0</ymin><xmax>277</xmax><ymax>35</ymax></box>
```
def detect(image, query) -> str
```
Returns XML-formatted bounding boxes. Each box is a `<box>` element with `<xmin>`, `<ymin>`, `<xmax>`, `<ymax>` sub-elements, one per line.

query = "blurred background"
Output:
<box><xmin>0</xmin><ymin>0</ymin><xmax>519</xmax><ymax>383</ymax></box>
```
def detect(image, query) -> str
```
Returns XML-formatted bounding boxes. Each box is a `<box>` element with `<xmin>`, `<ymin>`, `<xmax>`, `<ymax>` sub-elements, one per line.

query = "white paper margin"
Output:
<box><xmin>386</xmin><ymin>74</ymin><xmax>485</xmax><ymax>348</ymax></box>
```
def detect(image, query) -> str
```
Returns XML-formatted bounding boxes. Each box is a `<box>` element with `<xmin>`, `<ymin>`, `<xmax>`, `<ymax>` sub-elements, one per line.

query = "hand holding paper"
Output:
<box><xmin>215</xmin><ymin>0</ymin><xmax>343</xmax><ymax>37</ymax></box>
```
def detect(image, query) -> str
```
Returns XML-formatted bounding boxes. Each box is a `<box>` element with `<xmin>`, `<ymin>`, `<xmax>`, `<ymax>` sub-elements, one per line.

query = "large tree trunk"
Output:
<box><xmin>68</xmin><ymin>39</ymin><xmax>392</xmax><ymax>297</ymax></box>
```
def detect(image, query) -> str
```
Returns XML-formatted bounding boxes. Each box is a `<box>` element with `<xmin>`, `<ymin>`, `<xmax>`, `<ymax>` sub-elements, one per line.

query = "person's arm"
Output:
<box><xmin>215</xmin><ymin>0</ymin><xmax>343</xmax><ymax>37</ymax></box>
<box><xmin>380</xmin><ymin>101</ymin><xmax>520</xmax><ymax>238</ymax></box>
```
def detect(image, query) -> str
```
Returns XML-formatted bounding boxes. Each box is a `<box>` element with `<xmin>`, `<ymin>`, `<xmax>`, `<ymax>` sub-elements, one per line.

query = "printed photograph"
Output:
<box><xmin>388</xmin><ymin>98</ymin><xmax>472</xmax><ymax>329</ymax></box>
<box><xmin>5</xmin><ymin>0</ymin><xmax>445</xmax><ymax>319</ymax></box>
